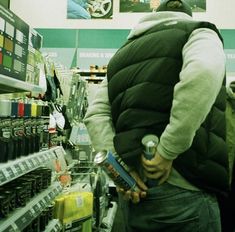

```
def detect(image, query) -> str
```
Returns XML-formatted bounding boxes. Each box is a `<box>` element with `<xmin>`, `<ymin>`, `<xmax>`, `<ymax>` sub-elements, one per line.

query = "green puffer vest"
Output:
<box><xmin>107</xmin><ymin>20</ymin><xmax>229</xmax><ymax>195</ymax></box>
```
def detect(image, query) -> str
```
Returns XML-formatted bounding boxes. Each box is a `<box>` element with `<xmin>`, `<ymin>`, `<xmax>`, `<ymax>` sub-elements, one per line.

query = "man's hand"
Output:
<box><xmin>141</xmin><ymin>151</ymin><xmax>173</xmax><ymax>185</ymax></box>
<box><xmin>116</xmin><ymin>170</ymin><xmax>147</xmax><ymax>204</ymax></box>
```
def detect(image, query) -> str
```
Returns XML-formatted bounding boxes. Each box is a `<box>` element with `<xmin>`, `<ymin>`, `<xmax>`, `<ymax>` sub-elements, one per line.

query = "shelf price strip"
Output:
<box><xmin>0</xmin><ymin>146</ymin><xmax>61</xmax><ymax>186</ymax></box>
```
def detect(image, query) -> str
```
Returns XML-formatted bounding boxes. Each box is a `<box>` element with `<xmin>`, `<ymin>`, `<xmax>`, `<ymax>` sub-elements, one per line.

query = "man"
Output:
<box><xmin>84</xmin><ymin>0</ymin><xmax>229</xmax><ymax>231</ymax></box>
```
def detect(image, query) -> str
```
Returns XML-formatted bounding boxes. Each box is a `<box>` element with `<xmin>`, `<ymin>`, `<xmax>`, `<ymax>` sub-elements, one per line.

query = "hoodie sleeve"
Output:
<box><xmin>83</xmin><ymin>78</ymin><xmax>116</xmax><ymax>152</ymax></box>
<box><xmin>157</xmin><ymin>28</ymin><xmax>226</xmax><ymax>160</ymax></box>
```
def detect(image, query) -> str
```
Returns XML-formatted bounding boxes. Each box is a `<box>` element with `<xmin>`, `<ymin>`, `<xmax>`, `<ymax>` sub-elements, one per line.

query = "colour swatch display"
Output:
<box><xmin>26</xmin><ymin>28</ymin><xmax>42</xmax><ymax>85</ymax></box>
<box><xmin>0</xmin><ymin>3</ymin><xmax>29</xmax><ymax>81</ymax></box>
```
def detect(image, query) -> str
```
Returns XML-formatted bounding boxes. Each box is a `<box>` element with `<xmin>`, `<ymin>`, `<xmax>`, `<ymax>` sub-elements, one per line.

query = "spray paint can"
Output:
<box><xmin>11</xmin><ymin>100</ymin><xmax>18</xmax><ymax>117</ymax></box>
<box><xmin>142</xmin><ymin>134</ymin><xmax>159</xmax><ymax>160</ymax></box>
<box><xmin>0</xmin><ymin>100</ymin><xmax>12</xmax><ymax>117</ymax></box>
<box><xmin>141</xmin><ymin>134</ymin><xmax>159</xmax><ymax>187</ymax></box>
<box><xmin>94</xmin><ymin>150</ymin><xmax>139</xmax><ymax>192</ymax></box>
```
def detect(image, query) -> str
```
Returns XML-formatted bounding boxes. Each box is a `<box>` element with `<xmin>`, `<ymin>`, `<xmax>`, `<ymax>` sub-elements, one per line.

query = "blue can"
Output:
<box><xmin>94</xmin><ymin>150</ymin><xmax>139</xmax><ymax>192</ymax></box>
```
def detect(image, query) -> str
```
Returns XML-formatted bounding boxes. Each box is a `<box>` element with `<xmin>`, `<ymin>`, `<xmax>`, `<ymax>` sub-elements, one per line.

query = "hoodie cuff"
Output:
<box><xmin>157</xmin><ymin>142</ymin><xmax>178</xmax><ymax>160</ymax></box>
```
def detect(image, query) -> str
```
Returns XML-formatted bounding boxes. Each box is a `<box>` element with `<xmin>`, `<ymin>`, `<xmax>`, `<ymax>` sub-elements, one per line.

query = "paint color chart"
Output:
<box><xmin>0</xmin><ymin>3</ymin><xmax>29</xmax><ymax>81</ymax></box>
<box><xmin>26</xmin><ymin>28</ymin><xmax>42</xmax><ymax>85</ymax></box>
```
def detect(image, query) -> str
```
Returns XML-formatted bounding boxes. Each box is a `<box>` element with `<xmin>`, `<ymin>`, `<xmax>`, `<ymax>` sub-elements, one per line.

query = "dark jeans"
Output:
<box><xmin>119</xmin><ymin>183</ymin><xmax>221</xmax><ymax>232</ymax></box>
<box><xmin>218</xmin><ymin>166</ymin><xmax>235</xmax><ymax>232</ymax></box>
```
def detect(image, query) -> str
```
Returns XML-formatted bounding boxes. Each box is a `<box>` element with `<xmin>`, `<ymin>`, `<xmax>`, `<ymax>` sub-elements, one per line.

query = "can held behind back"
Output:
<box><xmin>94</xmin><ymin>150</ymin><xmax>139</xmax><ymax>192</ymax></box>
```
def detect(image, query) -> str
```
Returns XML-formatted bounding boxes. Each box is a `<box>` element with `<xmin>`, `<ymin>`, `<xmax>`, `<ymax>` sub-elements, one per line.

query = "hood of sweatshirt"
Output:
<box><xmin>128</xmin><ymin>11</ymin><xmax>192</xmax><ymax>40</ymax></box>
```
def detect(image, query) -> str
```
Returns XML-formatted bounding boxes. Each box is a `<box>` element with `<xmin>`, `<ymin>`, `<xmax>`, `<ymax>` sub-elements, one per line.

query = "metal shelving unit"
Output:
<box><xmin>0</xmin><ymin>146</ymin><xmax>66</xmax><ymax>232</ymax></box>
<box><xmin>0</xmin><ymin>5</ymin><xmax>62</xmax><ymax>231</ymax></box>
<box><xmin>0</xmin><ymin>146</ymin><xmax>64</xmax><ymax>186</ymax></box>
<box><xmin>0</xmin><ymin>182</ymin><xmax>62</xmax><ymax>232</ymax></box>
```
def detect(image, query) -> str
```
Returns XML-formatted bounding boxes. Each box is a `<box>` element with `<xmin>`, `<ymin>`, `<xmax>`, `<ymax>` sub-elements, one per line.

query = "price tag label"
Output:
<box><xmin>34</xmin><ymin>157</ymin><xmax>41</xmax><ymax>165</ymax></box>
<box><xmin>28</xmin><ymin>210</ymin><xmax>33</xmax><ymax>218</ymax></box>
<box><xmin>33</xmin><ymin>203</ymin><xmax>41</xmax><ymax>214</ymax></box>
<box><xmin>32</xmin><ymin>158</ymin><xmax>38</xmax><ymax>166</ymax></box>
<box><xmin>39</xmin><ymin>199</ymin><xmax>45</xmax><ymax>208</ymax></box>
<box><xmin>28</xmin><ymin>159</ymin><xmax>34</xmax><ymax>169</ymax></box>
<box><xmin>30</xmin><ymin>207</ymin><xmax>36</xmax><ymax>217</ymax></box>
<box><xmin>25</xmin><ymin>160</ymin><xmax>32</xmax><ymax>169</ymax></box>
<box><xmin>2</xmin><ymin>168</ymin><xmax>10</xmax><ymax>180</ymax></box>
<box><xmin>6</xmin><ymin>167</ymin><xmax>15</xmax><ymax>179</ymax></box>
<box><xmin>14</xmin><ymin>164</ymin><xmax>22</xmax><ymax>175</ymax></box>
<box><xmin>11</xmin><ymin>166</ymin><xmax>17</xmax><ymax>176</ymax></box>
<box><xmin>15</xmin><ymin>212</ymin><xmax>31</xmax><ymax>230</ymax></box>
<box><xmin>44</xmin><ymin>195</ymin><xmax>50</xmax><ymax>204</ymax></box>
<box><xmin>49</xmin><ymin>191</ymin><xmax>54</xmax><ymax>199</ymax></box>
<box><xmin>0</xmin><ymin>170</ymin><xmax>7</xmax><ymax>184</ymax></box>
<box><xmin>3</xmin><ymin>225</ymin><xmax>15</xmax><ymax>232</ymax></box>
<box><xmin>22</xmin><ymin>161</ymin><xmax>29</xmax><ymax>171</ymax></box>
<box><xmin>19</xmin><ymin>163</ymin><xmax>26</xmax><ymax>172</ymax></box>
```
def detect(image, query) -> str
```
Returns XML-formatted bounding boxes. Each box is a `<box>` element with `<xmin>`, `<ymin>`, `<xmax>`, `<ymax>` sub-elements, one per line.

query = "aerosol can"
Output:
<box><xmin>94</xmin><ymin>150</ymin><xmax>139</xmax><ymax>192</ymax></box>
<box><xmin>141</xmin><ymin>134</ymin><xmax>159</xmax><ymax>187</ymax></box>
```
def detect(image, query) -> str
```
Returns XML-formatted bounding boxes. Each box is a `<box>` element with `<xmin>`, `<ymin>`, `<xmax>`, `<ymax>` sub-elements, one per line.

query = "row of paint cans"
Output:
<box><xmin>0</xmin><ymin>99</ymin><xmax>50</xmax><ymax>118</ymax></box>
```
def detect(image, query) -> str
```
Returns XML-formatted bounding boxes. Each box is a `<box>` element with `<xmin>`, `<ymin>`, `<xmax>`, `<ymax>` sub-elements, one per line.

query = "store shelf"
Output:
<box><xmin>76</xmin><ymin>71</ymin><xmax>106</xmax><ymax>77</ymax></box>
<box><xmin>0</xmin><ymin>146</ymin><xmax>64</xmax><ymax>186</ymax></box>
<box><xmin>75</xmin><ymin>70</ymin><xmax>106</xmax><ymax>83</ymax></box>
<box><xmin>44</xmin><ymin>219</ymin><xmax>63</xmax><ymax>232</ymax></box>
<box><xmin>0</xmin><ymin>74</ymin><xmax>44</xmax><ymax>94</ymax></box>
<box><xmin>85</xmin><ymin>78</ymin><xmax>104</xmax><ymax>83</ymax></box>
<box><xmin>0</xmin><ymin>182</ymin><xmax>62</xmax><ymax>232</ymax></box>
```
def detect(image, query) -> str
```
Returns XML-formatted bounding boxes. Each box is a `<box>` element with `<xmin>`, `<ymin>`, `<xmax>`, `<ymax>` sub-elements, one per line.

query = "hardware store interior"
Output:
<box><xmin>0</xmin><ymin>0</ymin><xmax>235</xmax><ymax>232</ymax></box>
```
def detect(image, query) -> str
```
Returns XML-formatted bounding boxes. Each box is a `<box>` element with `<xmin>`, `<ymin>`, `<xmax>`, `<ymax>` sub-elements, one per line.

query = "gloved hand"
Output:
<box><xmin>141</xmin><ymin>151</ymin><xmax>173</xmax><ymax>185</ymax></box>
<box><xmin>116</xmin><ymin>170</ymin><xmax>147</xmax><ymax>204</ymax></box>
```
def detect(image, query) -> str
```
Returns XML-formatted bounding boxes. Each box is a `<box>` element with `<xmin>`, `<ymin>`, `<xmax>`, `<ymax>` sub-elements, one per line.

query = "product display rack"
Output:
<box><xmin>0</xmin><ymin>74</ymin><xmax>44</xmax><ymax>94</ymax></box>
<box><xmin>0</xmin><ymin>182</ymin><xmax>62</xmax><ymax>232</ymax></box>
<box><xmin>0</xmin><ymin>4</ymin><xmax>65</xmax><ymax>231</ymax></box>
<box><xmin>0</xmin><ymin>146</ymin><xmax>63</xmax><ymax>186</ymax></box>
<box><xmin>0</xmin><ymin>146</ymin><xmax>65</xmax><ymax>232</ymax></box>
